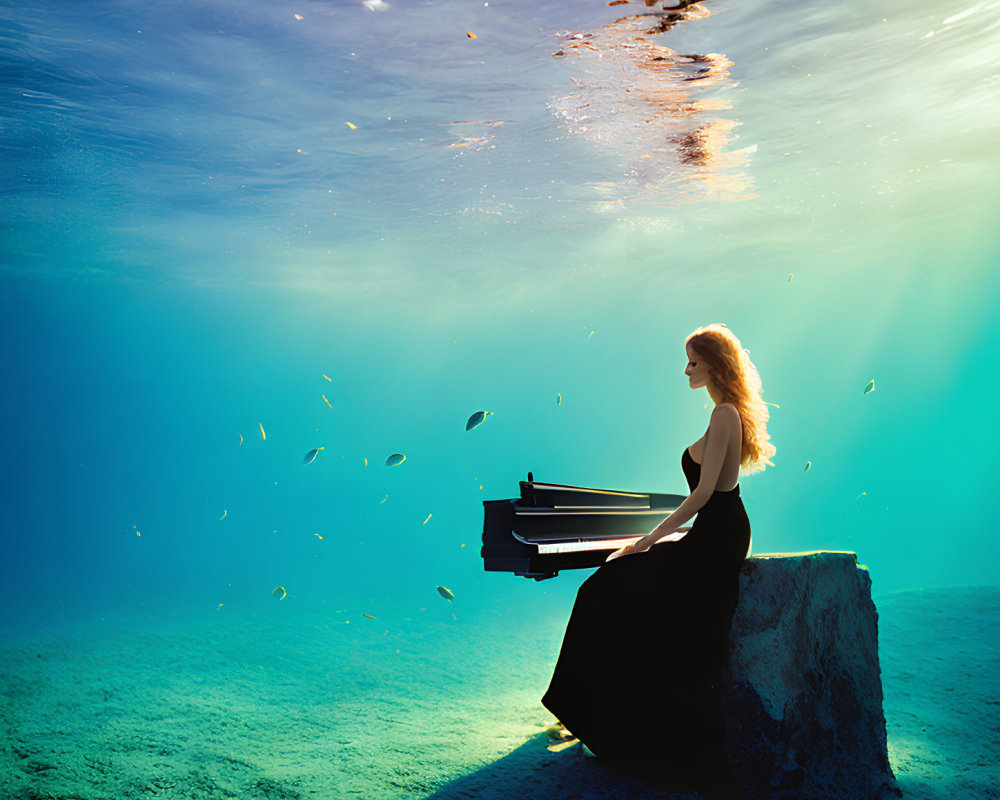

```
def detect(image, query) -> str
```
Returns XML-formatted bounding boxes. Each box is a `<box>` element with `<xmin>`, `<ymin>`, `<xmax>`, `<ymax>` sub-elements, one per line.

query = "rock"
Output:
<box><xmin>723</xmin><ymin>551</ymin><xmax>901</xmax><ymax>800</ymax></box>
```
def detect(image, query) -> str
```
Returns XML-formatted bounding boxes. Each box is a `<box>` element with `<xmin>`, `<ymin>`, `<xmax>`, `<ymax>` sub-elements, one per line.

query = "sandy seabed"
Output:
<box><xmin>1</xmin><ymin>587</ymin><xmax>997</xmax><ymax>800</ymax></box>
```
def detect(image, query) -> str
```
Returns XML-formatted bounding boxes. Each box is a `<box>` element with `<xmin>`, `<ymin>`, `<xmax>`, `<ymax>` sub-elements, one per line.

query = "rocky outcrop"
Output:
<box><xmin>723</xmin><ymin>551</ymin><xmax>900</xmax><ymax>799</ymax></box>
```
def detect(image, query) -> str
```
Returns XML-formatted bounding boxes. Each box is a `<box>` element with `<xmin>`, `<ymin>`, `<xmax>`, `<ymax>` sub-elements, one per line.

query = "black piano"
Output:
<box><xmin>481</xmin><ymin>472</ymin><xmax>686</xmax><ymax>580</ymax></box>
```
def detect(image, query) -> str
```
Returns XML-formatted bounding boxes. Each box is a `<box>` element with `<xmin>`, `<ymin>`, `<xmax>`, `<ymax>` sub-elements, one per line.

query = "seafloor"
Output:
<box><xmin>1</xmin><ymin>587</ymin><xmax>997</xmax><ymax>800</ymax></box>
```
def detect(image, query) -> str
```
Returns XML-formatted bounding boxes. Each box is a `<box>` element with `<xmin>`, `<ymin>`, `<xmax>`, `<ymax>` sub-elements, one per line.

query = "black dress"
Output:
<box><xmin>541</xmin><ymin>448</ymin><xmax>751</xmax><ymax>782</ymax></box>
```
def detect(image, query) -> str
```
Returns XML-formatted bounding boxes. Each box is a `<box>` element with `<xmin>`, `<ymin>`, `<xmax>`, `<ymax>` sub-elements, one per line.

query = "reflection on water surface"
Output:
<box><xmin>549</xmin><ymin>2</ymin><xmax>756</xmax><ymax>205</ymax></box>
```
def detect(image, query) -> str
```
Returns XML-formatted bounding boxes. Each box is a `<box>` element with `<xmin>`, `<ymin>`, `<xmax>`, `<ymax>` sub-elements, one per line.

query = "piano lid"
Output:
<box><xmin>520</xmin><ymin>480</ymin><xmax>651</xmax><ymax>509</ymax></box>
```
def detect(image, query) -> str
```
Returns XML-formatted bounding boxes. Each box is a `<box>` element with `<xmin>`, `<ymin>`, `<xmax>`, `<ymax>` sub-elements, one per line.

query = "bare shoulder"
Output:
<box><xmin>711</xmin><ymin>403</ymin><xmax>741</xmax><ymax>430</ymax></box>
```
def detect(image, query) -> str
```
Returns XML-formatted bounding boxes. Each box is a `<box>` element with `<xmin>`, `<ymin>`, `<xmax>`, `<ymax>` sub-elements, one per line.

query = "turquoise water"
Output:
<box><xmin>1</xmin><ymin>0</ymin><xmax>999</xmax><ymax>794</ymax></box>
<box><xmin>3</xmin><ymin>0</ymin><xmax>998</xmax><ymax>622</ymax></box>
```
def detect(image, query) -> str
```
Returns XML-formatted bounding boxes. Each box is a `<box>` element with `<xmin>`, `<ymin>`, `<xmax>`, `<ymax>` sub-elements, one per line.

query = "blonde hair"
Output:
<box><xmin>685</xmin><ymin>323</ymin><xmax>776</xmax><ymax>474</ymax></box>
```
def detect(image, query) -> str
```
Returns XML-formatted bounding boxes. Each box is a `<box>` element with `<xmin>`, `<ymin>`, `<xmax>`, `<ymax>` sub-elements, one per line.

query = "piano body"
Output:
<box><xmin>481</xmin><ymin>472</ymin><xmax>687</xmax><ymax>580</ymax></box>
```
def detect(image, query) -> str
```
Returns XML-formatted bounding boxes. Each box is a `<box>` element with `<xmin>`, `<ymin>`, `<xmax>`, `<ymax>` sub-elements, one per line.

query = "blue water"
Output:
<box><xmin>3</xmin><ymin>2</ymin><xmax>1000</xmax><ymax>798</ymax></box>
<box><xmin>2</xmin><ymin>0</ymin><xmax>999</xmax><ymax>626</ymax></box>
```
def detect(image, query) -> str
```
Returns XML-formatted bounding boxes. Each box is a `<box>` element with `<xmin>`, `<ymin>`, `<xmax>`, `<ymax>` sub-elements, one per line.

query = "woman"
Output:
<box><xmin>541</xmin><ymin>323</ymin><xmax>775</xmax><ymax>788</ymax></box>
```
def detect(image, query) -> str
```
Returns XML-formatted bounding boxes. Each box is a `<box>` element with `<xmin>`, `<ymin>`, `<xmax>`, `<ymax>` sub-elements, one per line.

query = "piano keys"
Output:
<box><xmin>481</xmin><ymin>472</ymin><xmax>687</xmax><ymax>580</ymax></box>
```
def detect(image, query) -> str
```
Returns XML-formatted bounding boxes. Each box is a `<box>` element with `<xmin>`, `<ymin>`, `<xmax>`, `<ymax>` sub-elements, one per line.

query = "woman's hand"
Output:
<box><xmin>605</xmin><ymin>538</ymin><xmax>653</xmax><ymax>563</ymax></box>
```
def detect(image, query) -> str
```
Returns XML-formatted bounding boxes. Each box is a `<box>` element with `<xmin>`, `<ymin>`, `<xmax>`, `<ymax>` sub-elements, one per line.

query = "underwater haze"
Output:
<box><xmin>2</xmin><ymin>0</ymin><xmax>998</xmax><ymax>797</ymax></box>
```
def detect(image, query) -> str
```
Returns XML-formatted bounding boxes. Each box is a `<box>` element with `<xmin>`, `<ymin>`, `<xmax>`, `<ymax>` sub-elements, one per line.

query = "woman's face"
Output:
<box><xmin>685</xmin><ymin>344</ymin><xmax>709</xmax><ymax>389</ymax></box>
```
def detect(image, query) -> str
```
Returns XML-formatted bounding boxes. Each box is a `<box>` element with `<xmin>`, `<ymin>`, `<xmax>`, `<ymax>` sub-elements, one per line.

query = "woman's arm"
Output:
<box><xmin>654</xmin><ymin>404</ymin><xmax>737</xmax><ymax>539</ymax></box>
<box><xmin>621</xmin><ymin>405</ymin><xmax>739</xmax><ymax>552</ymax></box>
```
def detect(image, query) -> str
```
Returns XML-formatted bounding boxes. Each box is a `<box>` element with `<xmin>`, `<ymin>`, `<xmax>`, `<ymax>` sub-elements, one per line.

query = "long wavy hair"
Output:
<box><xmin>685</xmin><ymin>323</ymin><xmax>776</xmax><ymax>474</ymax></box>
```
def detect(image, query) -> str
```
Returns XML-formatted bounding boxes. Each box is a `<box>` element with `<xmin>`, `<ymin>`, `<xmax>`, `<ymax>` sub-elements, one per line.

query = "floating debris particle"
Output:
<box><xmin>804</xmin><ymin>461</ymin><xmax>811</xmax><ymax>473</ymax></box>
<box><xmin>448</xmin><ymin>136</ymin><xmax>493</xmax><ymax>149</ymax></box>
<box><xmin>272</xmin><ymin>585</ymin><xmax>287</xmax><ymax>600</ymax></box>
<box><xmin>345</xmin><ymin>121</ymin><xmax>357</xmax><ymax>130</ymax></box>
<box><xmin>385</xmin><ymin>453</ymin><xmax>406</xmax><ymax>467</ymax></box>
<box><xmin>220</xmin><ymin>509</ymin><xmax>227</xmax><ymax>520</ymax></box>
<box><xmin>314</xmin><ymin>533</ymin><xmax>323</xmax><ymax>540</ymax></box>
<box><xmin>133</xmin><ymin>524</ymin><xmax>141</xmax><ymax>537</ymax></box>
<box><xmin>364</xmin><ymin>457</ymin><xmax>368</xmax><ymax>467</ymax></box>
<box><xmin>466</xmin><ymin>410</ymin><xmax>494</xmax><ymax>431</ymax></box>
<box><xmin>436</xmin><ymin>585</ymin><xmax>455</xmax><ymax>600</ymax></box>
<box><xmin>864</xmin><ymin>379</ymin><xmax>875</xmax><ymax>395</ymax></box>
<box><xmin>259</xmin><ymin>422</ymin><xmax>267</xmax><ymax>440</ymax></box>
<box><xmin>557</xmin><ymin>393</ymin><xmax>562</xmax><ymax>406</ymax></box>
<box><xmin>303</xmin><ymin>447</ymin><xmax>325</xmax><ymax>464</ymax></box>
<box><xmin>466</xmin><ymin>30</ymin><xmax>477</xmax><ymax>39</ymax></box>
<box><xmin>788</xmin><ymin>273</ymin><xmax>793</xmax><ymax>282</ymax></box>
<box><xmin>217</xmin><ymin>603</ymin><xmax>223</xmax><ymax>609</ymax></box>
<box><xmin>239</xmin><ymin>433</ymin><xmax>244</xmax><ymax>446</ymax></box>
<box><xmin>856</xmin><ymin>491</ymin><xmax>867</xmax><ymax>499</ymax></box>
<box><xmin>363</xmin><ymin>613</ymin><xmax>376</xmax><ymax>619</ymax></box>
<box><xmin>379</xmin><ymin>494</ymin><xmax>388</xmax><ymax>504</ymax></box>
<box><xmin>422</xmin><ymin>514</ymin><xmax>432</xmax><ymax>525</ymax></box>
<box><xmin>588</xmin><ymin>330</ymin><xmax>594</xmax><ymax>339</ymax></box>
<box><xmin>322</xmin><ymin>394</ymin><xmax>333</xmax><ymax>409</ymax></box>
<box><xmin>765</xmin><ymin>401</ymin><xmax>781</xmax><ymax>409</ymax></box>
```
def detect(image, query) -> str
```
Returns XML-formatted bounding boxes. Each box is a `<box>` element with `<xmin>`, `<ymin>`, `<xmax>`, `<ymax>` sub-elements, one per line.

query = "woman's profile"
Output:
<box><xmin>541</xmin><ymin>323</ymin><xmax>776</xmax><ymax>790</ymax></box>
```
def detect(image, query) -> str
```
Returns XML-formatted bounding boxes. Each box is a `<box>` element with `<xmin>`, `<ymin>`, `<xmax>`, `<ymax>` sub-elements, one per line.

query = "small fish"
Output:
<box><xmin>322</xmin><ymin>394</ymin><xmax>333</xmax><ymax>409</ymax></box>
<box><xmin>422</xmin><ymin>514</ymin><xmax>432</xmax><ymax>525</ymax></box>
<box><xmin>303</xmin><ymin>447</ymin><xmax>325</xmax><ymax>464</ymax></box>
<box><xmin>856</xmin><ymin>491</ymin><xmax>867</xmax><ymax>500</ymax></box>
<box><xmin>323</xmin><ymin>373</ymin><xmax>332</xmax><ymax>382</ymax></box>
<box><xmin>314</xmin><ymin>533</ymin><xmax>323</xmax><ymax>540</ymax></box>
<box><xmin>345</xmin><ymin>121</ymin><xmax>357</xmax><ymax>130</ymax></box>
<box><xmin>259</xmin><ymin>422</ymin><xmax>266</xmax><ymax>440</ymax></box>
<box><xmin>557</xmin><ymin>393</ymin><xmax>562</xmax><ymax>406</ymax></box>
<box><xmin>272</xmin><ymin>586</ymin><xmax>287</xmax><ymax>600</ymax></box>
<box><xmin>765</xmin><ymin>401</ymin><xmax>781</xmax><ymax>409</ymax></box>
<box><xmin>436</xmin><ymin>585</ymin><xmax>455</xmax><ymax>601</ymax></box>
<box><xmin>385</xmin><ymin>453</ymin><xmax>406</xmax><ymax>467</ymax></box>
<box><xmin>362</xmin><ymin>613</ymin><xmax>376</xmax><ymax>619</ymax></box>
<box><xmin>220</xmin><ymin>509</ymin><xmax>227</xmax><ymax>520</ymax></box>
<box><xmin>364</xmin><ymin>457</ymin><xmax>368</xmax><ymax>467</ymax></box>
<box><xmin>466</xmin><ymin>410</ymin><xmax>494</xmax><ymax>431</ymax></box>
<box><xmin>607</xmin><ymin>0</ymin><xmax>628</xmax><ymax>4</ymax></box>
<box><xmin>466</xmin><ymin>30</ymin><xmax>477</xmax><ymax>39</ymax></box>
<box><xmin>239</xmin><ymin>433</ymin><xmax>244</xmax><ymax>446</ymax></box>
<box><xmin>379</xmin><ymin>494</ymin><xmax>388</xmax><ymax>504</ymax></box>
<box><xmin>864</xmin><ymin>379</ymin><xmax>875</xmax><ymax>395</ymax></box>
<box><xmin>588</xmin><ymin>330</ymin><xmax>594</xmax><ymax>338</ymax></box>
<box><xmin>788</xmin><ymin>273</ymin><xmax>793</xmax><ymax>282</ymax></box>
<box><xmin>804</xmin><ymin>461</ymin><xmax>811</xmax><ymax>473</ymax></box>
<box><xmin>294</xmin><ymin>13</ymin><xmax>303</xmax><ymax>20</ymax></box>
